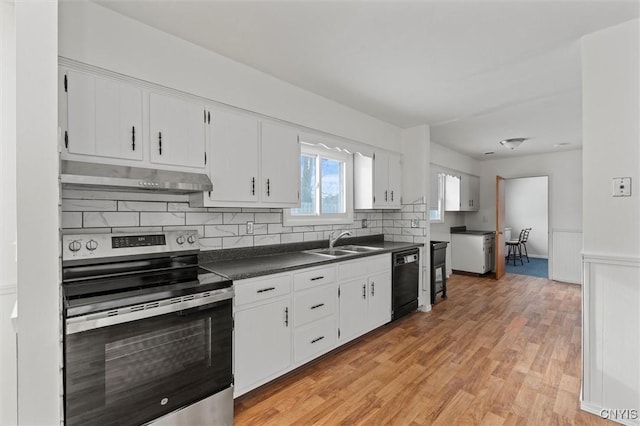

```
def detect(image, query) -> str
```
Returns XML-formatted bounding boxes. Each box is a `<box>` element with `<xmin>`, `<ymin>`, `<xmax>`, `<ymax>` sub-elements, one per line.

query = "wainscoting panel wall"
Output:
<box><xmin>552</xmin><ymin>230</ymin><xmax>583</xmax><ymax>284</ymax></box>
<box><xmin>582</xmin><ymin>254</ymin><xmax>640</xmax><ymax>425</ymax></box>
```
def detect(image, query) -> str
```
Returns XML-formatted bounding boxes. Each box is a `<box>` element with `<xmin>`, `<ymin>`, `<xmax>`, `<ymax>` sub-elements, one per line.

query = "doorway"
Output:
<box><xmin>503</xmin><ymin>176</ymin><xmax>549</xmax><ymax>278</ymax></box>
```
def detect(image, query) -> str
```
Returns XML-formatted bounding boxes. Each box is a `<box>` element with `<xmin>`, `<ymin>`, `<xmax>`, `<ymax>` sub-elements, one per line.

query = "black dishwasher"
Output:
<box><xmin>392</xmin><ymin>248</ymin><xmax>420</xmax><ymax>321</ymax></box>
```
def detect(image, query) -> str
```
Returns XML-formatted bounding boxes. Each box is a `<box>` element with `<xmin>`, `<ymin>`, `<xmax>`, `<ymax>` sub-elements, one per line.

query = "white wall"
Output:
<box><xmin>466</xmin><ymin>150</ymin><xmax>582</xmax><ymax>232</ymax></box>
<box><xmin>504</xmin><ymin>176</ymin><xmax>549</xmax><ymax>258</ymax></box>
<box><xmin>58</xmin><ymin>1</ymin><xmax>402</xmax><ymax>153</ymax></box>
<box><xmin>15</xmin><ymin>1</ymin><xmax>61</xmax><ymax>424</ymax></box>
<box><xmin>430</xmin><ymin>141</ymin><xmax>480</xmax><ymax>175</ymax></box>
<box><xmin>0</xmin><ymin>2</ymin><xmax>17</xmax><ymax>424</ymax></box>
<box><xmin>429</xmin><ymin>142</ymin><xmax>479</xmax><ymax>275</ymax></box>
<box><xmin>581</xmin><ymin>19</ymin><xmax>639</xmax><ymax>420</ymax></box>
<box><xmin>400</xmin><ymin>125</ymin><xmax>430</xmax><ymax>307</ymax></box>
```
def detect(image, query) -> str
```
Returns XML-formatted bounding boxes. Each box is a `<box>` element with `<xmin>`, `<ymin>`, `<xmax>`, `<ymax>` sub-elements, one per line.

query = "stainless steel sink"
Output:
<box><xmin>304</xmin><ymin>248</ymin><xmax>357</xmax><ymax>258</ymax></box>
<box><xmin>336</xmin><ymin>245</ymin><xmax>383</xmax><ymax>253</ymax></box>
<box><xmin>304</xmin><ymin>245</ymin><xmax>383</xmax><ymax>258</ymax></box>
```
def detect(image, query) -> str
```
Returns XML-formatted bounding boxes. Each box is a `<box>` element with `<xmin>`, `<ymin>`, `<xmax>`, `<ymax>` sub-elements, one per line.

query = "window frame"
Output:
<box><xmin>429</xmin><ymin>170</ymin><xmax>445</xmax><ymax>223</ymax></box>
<box><xmin>284</xmin><ymin>144</ymin><xmax>354</xmax><ymax>227</ymax></box>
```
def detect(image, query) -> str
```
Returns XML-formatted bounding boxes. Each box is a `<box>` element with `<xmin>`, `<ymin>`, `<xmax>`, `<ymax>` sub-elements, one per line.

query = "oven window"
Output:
<box><xmin>105</xmin><ymin>319</ymin><xmax>211</xmax><ymax>405</ymax></box>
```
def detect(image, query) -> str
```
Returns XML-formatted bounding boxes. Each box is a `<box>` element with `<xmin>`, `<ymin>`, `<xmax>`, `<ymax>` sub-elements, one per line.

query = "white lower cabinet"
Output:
<box><xmin>337</xmin><ymin>254</ymin><xmax>392</xmax><ymax>343</ymax></box>
<box><xmin>234</xmin><ymin>297</ymin><xmax>292</xmax><ymax>394</ymax></box>
<box><xmin>338</xmin><ymin>277</ymin><xmax>370</xmax><ymax>341</ymax></box>
<box><xmin>234</xmin><ymin>273</ymin><xmax>292</xmax><ymax>395</ymax></box>
<box><xmin>233</xmin><ymin>254</ymin><xmax>393</xmax><ymax>397</ymax></box>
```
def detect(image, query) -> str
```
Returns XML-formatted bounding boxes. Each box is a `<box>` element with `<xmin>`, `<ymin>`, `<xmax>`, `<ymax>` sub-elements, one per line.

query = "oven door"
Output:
<box><xmin>64</xmin><ymin>290</ymin><xmax>233</xmax><ymax>426</ymax></box>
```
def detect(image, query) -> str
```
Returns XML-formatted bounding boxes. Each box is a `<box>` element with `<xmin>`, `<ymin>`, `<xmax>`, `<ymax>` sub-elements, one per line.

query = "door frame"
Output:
<box><xmin>495</xmin><ymin>174</ymin><xmax>551</xmax><ymax>279</ymax></box>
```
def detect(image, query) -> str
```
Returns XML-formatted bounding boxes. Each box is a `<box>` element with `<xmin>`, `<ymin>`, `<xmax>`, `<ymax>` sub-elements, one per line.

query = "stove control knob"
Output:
<box><xmin>86</xmin><ymin>239</ymin><xmax>98</xmax><ymax>251</ymax></box>
<box><xmin>187</xmin><ymin>235</ymin><xmax>197</xmax><ymax>244</ymax></box>
<box><xmin>68</xmin><ymin>240</ymin><xmax>81</xmax><ymax>252</ymax></box>
<box><xmin>176</xmin><ymin>235</ymin><xmax>186</xmax><ymax>245</ymax></box>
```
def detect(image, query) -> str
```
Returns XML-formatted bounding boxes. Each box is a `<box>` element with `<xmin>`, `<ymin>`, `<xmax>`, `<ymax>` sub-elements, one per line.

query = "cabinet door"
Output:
<box><xmin>468</xmin><ymin>175</ymin><xmax>480</xmax><ymax>211</ymax></box>
<box><xmin>338</xmin><ymin>278</ymin><xmax>369</xmax><ymax>341</ymax></box>
<box><xmin>445</xmin><ymin>174</ymin><xmax>462</xmax><ymax>211</ymax></box>
<box><xmin>210</xmin><ymin>109</ymin><xmax>259</xmax><ymax>203</ymax></box>
<box><xmin>66</xmin><ymin>70</ymin><xmax>142</xmax><ymax>161</ymax></box>
<box><xmin>387</xmin><ymin>152</ymin><xmax>402</xmax><ymax>207</ymax></box>
<box><xmin>368</xmin><ymin>271</ymin><xmax>392</xmax><ymax>329</ymax></box>
<box><xmin>234</xmin><ymin>298</ymin><xmax>291</xmax><ymax>392</ymax></box>
<box><xmin>260</xmin><ymin>121</ymin><xmax>300</xmax><ymax>206</ymax></box>
<box><xmin>149</xmin><ymin>92</ymin><xmax>206</xmax><ymax>169</ymax></box>
<box><xmin>459</xmin><ymin>174</ymin><xmax>480</xmax><ymax>211</ymax></box>
<box><xmin>373</xmin><ymin>151</ymin><xmax>390</xmax><ymax>208</ymax></box>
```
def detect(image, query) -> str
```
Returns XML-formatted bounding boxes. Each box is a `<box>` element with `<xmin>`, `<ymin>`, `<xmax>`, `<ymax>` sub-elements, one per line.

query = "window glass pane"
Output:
<box><xmin>320</xmin><ymin>158</ymin><xmax>344</xmax><ymax>214</ymax></box>
<box><xmin>292</xmin><ymin>155</ymin><xmax>317</xmax><ymax>215</ymax></box>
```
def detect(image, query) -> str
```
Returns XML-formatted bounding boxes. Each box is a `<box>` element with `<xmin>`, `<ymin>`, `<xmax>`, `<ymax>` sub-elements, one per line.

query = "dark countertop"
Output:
<box><xmin>451</xmin><ymin>230</ymin><xmax>495</xmax><ymax>236</ymax></box>
<box><xmin>199</xmin><ymin>239</ymin><xmax>423</xmax><ymax>281</ymax></box>
<box><xmin>450</xmin><ymin>226</ymin><xmax>495</xmax><ymax>236</ymax></box>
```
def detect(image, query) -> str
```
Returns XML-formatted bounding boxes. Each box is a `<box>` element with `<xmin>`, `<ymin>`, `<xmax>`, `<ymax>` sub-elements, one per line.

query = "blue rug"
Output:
<box><xmin>505</xmin><ymin>257</ymin><xmax>548</xmax><ymax>278</ymax></box>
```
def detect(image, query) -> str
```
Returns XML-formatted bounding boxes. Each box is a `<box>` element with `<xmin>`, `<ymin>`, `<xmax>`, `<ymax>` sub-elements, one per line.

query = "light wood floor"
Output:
<box><xmin>234</xmin><ymin>273</ymin><xmax>611</xmax><ymax>425</ymax></box>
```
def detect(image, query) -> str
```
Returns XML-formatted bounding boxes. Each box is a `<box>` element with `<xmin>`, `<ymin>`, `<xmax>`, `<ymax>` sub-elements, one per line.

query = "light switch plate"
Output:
<box><xmin>612</xmin><ymin>177</ymin><xmax>632</xmax><ymax>197</ymax></box>
<box><xmin>246</xmin><ymin>221</ymin><xmax>254</xmax><ymax>234</ymax></box>
<box><xmin>361</xmin><ymin>219</ymin><xmax>368</xmax><ymax>228</ymax></box>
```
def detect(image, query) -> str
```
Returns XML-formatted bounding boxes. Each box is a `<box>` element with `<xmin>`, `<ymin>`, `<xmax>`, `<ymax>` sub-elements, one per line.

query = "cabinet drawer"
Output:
<box><xmin>293</xmin><ymin>266</ymin><xmax>336</xmax><ymax>291</ymax></box>
<box><xmin>294</xmin><ymin>284</ymin><xmax>337</xmax><ymax>327</ymax></box>
<box><xmin>337</xmin><ymin>258</ymin><xmax>368</xmax><ymax>281</ymax></box>
<box><xmin>367</xmin><ymin>254</ymin><xmax>391</xmax><ymax>274</ymax></box>
<box><xmin>294</xmin><ymin>316</ymin><xmax>336</xmax><ymax>363</ymax></box>
<box><xmin>235</xmin><ymin>273</ymin><xmax>291</xmax><ymax>307</ymax></box>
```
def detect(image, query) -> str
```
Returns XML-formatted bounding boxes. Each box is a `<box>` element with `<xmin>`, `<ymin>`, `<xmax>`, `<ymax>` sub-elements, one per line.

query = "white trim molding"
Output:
<box><xmin>0</xmin><ymin>284</ymin><xmax>17</xmax><ymax>296</ymax></box>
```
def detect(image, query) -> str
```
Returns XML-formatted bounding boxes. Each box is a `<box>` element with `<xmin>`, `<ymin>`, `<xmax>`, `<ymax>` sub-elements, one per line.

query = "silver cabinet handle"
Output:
<box><xmin>371</xmin><ymin>282</ymin><xmax>375</xmax><ymax>296</ymax></box>
<box><xmin>311</xmin><ymin>336</ymin><xmax>325</xmax><ymax>344</ymax></box>
<box><xmin>310</xmin><ymin>303</ymin><xmax>325</xmax><ymax>310</ymax></box>
<box><xmin>257</xmin><ymin>287</ymin><xmax>275</xmax><ymax>294</ymax></box>
<box><xmin>310</xmin><ymin>276</ymin><xmax>324</xmax><ymax>281</ymax></box>
<box><xmin>284</xmin><ymin>307</ymin><xmax>289</xmax><ymax>327</ymax></box>
<box><xmin>362</xmin><ymin>284</ymin><xmax>366</xmax><ymax>299</ymax></box>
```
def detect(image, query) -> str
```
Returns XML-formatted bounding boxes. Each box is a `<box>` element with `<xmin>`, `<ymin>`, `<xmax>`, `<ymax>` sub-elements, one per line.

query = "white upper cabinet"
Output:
<box><xmin>260</xmin><ymin>121</ymin><xmax>300</xmax><ymax>206</ymax></box>
<box><xmin>64</xmin><ymin>69</ymin><xmax>142</xmax><ymax>161</ymax></box>
<box><xmin>445</xmin><ymin>172</ymin><xmax>479</xmax><ymax>212</ymax></box>
<box><xmin>199</xmin><ymin>110</ymin><xmax>300</xmax><ymax>207</ymax></box>
<box><xmin>461</xmin><ymin>174</ymin><xmax>480</xmax><ymax>211</ymax></box>
<box><xmin>354</xmin><ymin>150</ymin><xmax>402</xmax><ymax>209</ymax></box>
<box><xmin>209</xmin><ymin>108</ymin><xmax>260</xmax><ymax>203</ymax></box>
<box><xmin>149</xmin><ymin>92</ymin><xmax>207</xmax><ymax>170</ymax></box>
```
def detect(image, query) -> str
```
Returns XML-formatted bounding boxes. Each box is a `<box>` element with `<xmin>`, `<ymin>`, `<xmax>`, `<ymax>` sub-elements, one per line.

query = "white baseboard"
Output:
<box><xmin>418</xmin><ymin>304</ymin><xmax>432</xmax><ymax>312</ymax></box>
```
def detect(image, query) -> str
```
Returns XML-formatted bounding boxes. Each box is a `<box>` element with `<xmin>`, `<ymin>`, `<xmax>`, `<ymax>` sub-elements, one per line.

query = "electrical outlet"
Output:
<box><xmin>361</xmin><ymin>219</ymin><xmax>368</xmax><ymax>228</ymax></box>
<box><xmin>613</xmin><ymin>177</ymin><xmax>632</xmax><ymax>197</ymax></box>
<box><xmin>411</xmin><ymin>219</ymin><xmax>419</xmax><ymax>228</ymax></box>
<box><xmin>246</xmin><ymin>221</ymin><xmax>254</xmax><ymax>234</ymax></box>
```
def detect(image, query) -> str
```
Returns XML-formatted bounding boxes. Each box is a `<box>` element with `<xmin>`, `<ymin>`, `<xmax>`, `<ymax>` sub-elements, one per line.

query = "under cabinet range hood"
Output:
<box><xmin>60</xmin><ymin>160</ymin><xmax>213</xmax><ymax>194</ymax></box>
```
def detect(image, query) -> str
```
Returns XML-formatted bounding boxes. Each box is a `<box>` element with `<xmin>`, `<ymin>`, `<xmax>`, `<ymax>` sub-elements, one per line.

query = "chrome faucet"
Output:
<box><xmin>329</xmin><ymin>230</ymin><xmax>352</xmax><ymax>249</ymax></box>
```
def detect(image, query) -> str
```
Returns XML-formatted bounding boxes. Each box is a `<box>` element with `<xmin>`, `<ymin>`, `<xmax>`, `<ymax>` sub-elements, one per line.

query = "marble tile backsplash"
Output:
<box><xmin>382</xmin><ymin>198</ymin><xmax>428</xmax><ymax>245</ymax></box>
<box><xmin>61</xmin><ymin>190</ymin><xmax>386</xmax><ymax>251</ymax></box>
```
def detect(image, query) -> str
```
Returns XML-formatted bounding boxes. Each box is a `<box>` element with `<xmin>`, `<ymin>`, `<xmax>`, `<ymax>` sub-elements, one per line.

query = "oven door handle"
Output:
<box><xmin>65</xmin><ymin>287</ymin><xmax>234</xmax><ymax>335</ymax></box>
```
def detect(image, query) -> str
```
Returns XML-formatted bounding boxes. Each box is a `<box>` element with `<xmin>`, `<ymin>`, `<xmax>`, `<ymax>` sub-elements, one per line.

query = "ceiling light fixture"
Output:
<box><xmin>499</xmin><ymin>138</ymin><xmax>526</xmax><ymax>150</ymax></box>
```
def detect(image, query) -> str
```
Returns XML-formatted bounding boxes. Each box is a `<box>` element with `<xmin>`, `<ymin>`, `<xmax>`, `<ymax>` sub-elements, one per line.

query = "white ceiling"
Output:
<box><xmin>94</xmin><ymin>0</ymin><xmax>638</xmax><ymax>159</ymax></box>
